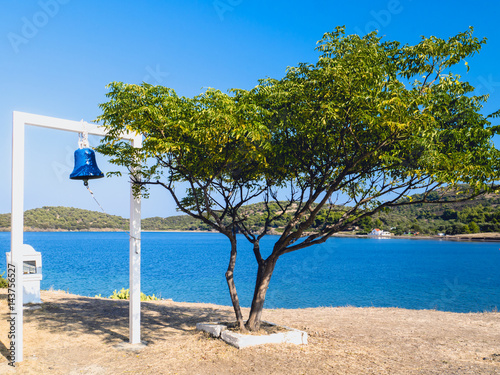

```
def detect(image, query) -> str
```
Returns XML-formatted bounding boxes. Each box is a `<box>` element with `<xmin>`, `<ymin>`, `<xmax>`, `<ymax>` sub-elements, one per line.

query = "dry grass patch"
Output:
<box><xmin>0</xmin><ymin>290</ymin><xmax>498</xmax><ymax>374</ymax></box>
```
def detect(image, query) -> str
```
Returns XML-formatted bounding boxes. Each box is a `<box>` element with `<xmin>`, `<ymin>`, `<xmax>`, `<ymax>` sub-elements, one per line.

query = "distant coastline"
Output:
<box><xmin>2</xmin><ymin>227</ymin><xmax>500</xmax><ymax>242</ymax></box>
<box><xmin>332</xmin><ymin>232</ymin><xmax>500</xmax><ymax>242</ymax></box>
<box><xmin>3</xmin><ymin>200</ymin><xmax>500</xmax><ymax>241</ymax></box>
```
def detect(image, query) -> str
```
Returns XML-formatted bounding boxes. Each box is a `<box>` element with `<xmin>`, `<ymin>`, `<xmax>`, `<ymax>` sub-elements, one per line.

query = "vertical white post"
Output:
<box><xmin>10</xmin><ymin>112</ymin><xmax>25</xmax><ymax>363</ymax></box>
<box><xmin>129</xmin><ymin>135</ymin><xmax>142</xmax><ymax>344</ymax></box>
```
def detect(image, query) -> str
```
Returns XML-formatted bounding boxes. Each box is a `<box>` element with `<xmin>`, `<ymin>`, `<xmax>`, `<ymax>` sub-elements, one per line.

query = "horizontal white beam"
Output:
<box><xmin>13</xmin><ymin>111</ymin><xmax>141</xmax><ymax>143</ymax></box>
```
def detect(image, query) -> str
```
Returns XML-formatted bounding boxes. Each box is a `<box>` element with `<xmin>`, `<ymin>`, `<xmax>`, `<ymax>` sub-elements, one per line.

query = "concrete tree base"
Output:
<box><xmin>196</xmin><ymin>322</ymin><xmax>308</xmax><ymax>349</ymax></box>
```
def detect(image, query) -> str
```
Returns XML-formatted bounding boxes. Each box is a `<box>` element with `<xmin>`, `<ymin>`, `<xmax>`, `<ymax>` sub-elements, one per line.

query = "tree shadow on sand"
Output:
<box><xmin>1</xmin><ymin>291</ymin><xmax>237</xmax><ymax>357</ymax></box>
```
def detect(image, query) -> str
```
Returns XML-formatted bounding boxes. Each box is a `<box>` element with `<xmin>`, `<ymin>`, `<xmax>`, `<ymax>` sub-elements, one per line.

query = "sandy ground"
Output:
<box><xmin>0</xmin><ymin>290</ymin><xmax>499</xmax><ymax>375</ymax></box>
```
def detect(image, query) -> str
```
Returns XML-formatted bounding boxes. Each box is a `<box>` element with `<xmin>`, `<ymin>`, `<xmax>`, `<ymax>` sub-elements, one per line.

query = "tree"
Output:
<box><xmin>97</xmin><ymin>26</ymin><xmax>500</xmax><ymax>331</ymax></box>
<box><xmin>357</xmin><ymin>216</ymin><xmax>372</xmax><ymax>231</ymax></box>
<box><xmin>374</xmin><ymin>218</ymin><xmax>384</xmax><ymax>230</ymax></box>
<box><xmin>442</xmin><ymin>208</ymin><xmax>458</xmax><ymax>220</ymax></box>
<box><xmin>468</xmin><ymin>221</ymin><xmax>480</xmax><ymax>233</ymax></box>
<box><xmin>97</xmin><ymin>86</ymin><xmax>271</xmax><ymax>329</ymax></box>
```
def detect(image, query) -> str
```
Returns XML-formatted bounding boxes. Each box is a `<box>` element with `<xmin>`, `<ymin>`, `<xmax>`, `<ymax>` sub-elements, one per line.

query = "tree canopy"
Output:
<box><xmin>96</xmin><ymin>26</ymin><xmax>500</xmax><ymax>330</ymax></box>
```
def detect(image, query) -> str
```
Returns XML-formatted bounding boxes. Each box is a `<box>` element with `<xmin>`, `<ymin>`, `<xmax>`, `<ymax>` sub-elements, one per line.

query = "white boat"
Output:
<box><xmin>367</xmin><ymin>228</ymin><xmax>393</xmax><ymax>237</ymax></box>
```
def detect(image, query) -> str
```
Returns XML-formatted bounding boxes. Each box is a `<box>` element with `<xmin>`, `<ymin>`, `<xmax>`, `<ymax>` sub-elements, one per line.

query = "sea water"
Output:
<box><xmin>0</xmin><ymin>231</ymin><xmax>498</xmax><ymax>312</ymax></box>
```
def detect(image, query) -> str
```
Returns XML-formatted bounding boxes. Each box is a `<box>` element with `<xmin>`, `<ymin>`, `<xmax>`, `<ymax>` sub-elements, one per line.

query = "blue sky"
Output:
<box><xmin>1</xmin><ymin>0</ymin><xmax>499</xmax><ymax>219</ymax></box>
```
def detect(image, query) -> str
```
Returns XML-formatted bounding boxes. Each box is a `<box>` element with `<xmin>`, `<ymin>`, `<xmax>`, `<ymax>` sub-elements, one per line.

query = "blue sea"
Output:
<box><xmin>1</xmin><ymin>232</ymin><xmax>499</xmax><ymax>313</ymax></box>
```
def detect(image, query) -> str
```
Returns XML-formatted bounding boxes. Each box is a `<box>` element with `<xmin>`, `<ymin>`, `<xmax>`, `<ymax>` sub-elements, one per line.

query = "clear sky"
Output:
<box><xmin>1</xmin><ymin>0</ymin><xmax>499</xmax><ymax>219</ymax></box>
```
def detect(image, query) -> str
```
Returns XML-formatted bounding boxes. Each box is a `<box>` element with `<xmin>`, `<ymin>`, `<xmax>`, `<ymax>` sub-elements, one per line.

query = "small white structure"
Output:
<box><xmin>6</xmin><ymin>244</ymin><xmax>42</xmax><ymax>304</ymax></box>
<box><xmin>368</xmin><ymin>228</ymin><xmax>393</xmax><ymax>237</ymax></box>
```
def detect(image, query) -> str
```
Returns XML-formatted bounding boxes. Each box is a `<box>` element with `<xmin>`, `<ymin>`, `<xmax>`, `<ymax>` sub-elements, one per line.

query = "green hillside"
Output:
<box><xmin>0</xmin><ymin>206</ymin><xmax>208</xmax><ymax>232</ymax></box>
<box><xmin>0</xmin><ymin>190</ymin><xmax>499</xmax><ymax>235</ymax></box>
<box><xmin>0</xmin><ymin>206</ymin><xmax>128</xmax><ymax>231</ymax></box>
<box><xmin>142</xmin><ymin>215</ymin><xmax>212</xmax><ymax>231</ymax></box>
<box><xmin>374</xmin><ymin>192</ymin><xmax>500</xmax><ymax>235</ymax></box>
<box><xmin>141</xmin><ymin>193</ymin><xmax>500</xmax><ymax>235</ymax></box>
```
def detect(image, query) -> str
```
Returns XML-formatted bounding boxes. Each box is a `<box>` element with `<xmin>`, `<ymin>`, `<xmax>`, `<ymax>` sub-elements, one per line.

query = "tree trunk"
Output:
<box><xmin>245</xmin><ymin>256</ymin><xmax>278</xmax><ymax>331</ymax></box>
<box><xmin>225</xmin><ymin>236</ymin><xmax>245</xmax><ymax>330</ymax></box>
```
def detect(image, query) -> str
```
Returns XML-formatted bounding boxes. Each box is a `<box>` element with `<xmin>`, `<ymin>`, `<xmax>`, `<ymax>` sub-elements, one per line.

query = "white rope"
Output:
<box><xmin>85</xmin><ymin>182</ymin><xmax>106</xmax><ymax>213</ymax></box>
<box><xmin>84</xmin><ymin>181</ymin><xmax>141</xmax><ymax>247</ymax></box>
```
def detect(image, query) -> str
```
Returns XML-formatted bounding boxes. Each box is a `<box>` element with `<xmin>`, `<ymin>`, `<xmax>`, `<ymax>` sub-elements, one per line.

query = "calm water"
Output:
<box><xmin>1</xmin><ymin>232</ymin><xmax>499</xmax><ymax>312</ymax></box>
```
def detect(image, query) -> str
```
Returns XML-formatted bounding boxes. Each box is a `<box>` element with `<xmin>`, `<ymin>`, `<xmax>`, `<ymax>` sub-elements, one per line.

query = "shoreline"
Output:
<box><xmin>42</xmin><ymin>289</ymin><xmax>500</xmax><ymax>314</ymax></box>
<box><xmin>332</xmin><ymin>232</ymin><xmax>500</xmax><ymax>242</ymax></box>
<box><xmin>2</xmin><ymin>228</ymin><xmax>500</xmax><ymax>242</ymax></box>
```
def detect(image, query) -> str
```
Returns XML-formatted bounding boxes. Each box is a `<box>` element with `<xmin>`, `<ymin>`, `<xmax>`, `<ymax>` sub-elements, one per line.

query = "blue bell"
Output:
<box><xmin>70</xmin><ymin>147</ymin><xmax>104</xmax><ymax>185</ymax></box>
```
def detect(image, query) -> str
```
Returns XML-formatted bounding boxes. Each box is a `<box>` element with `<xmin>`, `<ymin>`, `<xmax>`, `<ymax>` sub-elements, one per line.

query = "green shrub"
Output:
<box><xmin>109</xmin><ymin>288</ymin><xmax>129</xmax><ymax>300</ymax></box>
<box><xmin>0</xmin><ymin>272</ymin><xmax>8</xmax><ymax>288</ymax></box>
<box><xmin>109</xmin><ymin>288</ymin><xmax>158</xmax><ymax>301</ymax></box>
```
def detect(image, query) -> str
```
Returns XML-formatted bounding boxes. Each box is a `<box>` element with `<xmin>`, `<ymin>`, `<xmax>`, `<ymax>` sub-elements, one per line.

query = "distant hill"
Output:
<box><xmin>0</xmin><ymin>206</ymin><xmax>211</xmax><ymax>232</ymax></box>
<box><xmin>0</xmin><ymin>189</ymin><xmax>499</xmax><ymax>235</ymax></box>
<box><xmin>0</xmin><ymin>206</ymin><xmax>128</xmax><ymax>231</ymax></box>
<box><xmin>375</xmin><ymin>191</ymin><xmax>500</xmax><ymax>235</ymax></box>
<box><xmin>142</xmin><ymin>215</ymin><xmax>212</xmax><ymax>231</ymax></box>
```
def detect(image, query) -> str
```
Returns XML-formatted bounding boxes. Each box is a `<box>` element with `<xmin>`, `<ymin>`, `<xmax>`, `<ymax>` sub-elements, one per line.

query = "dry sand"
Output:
<box><xmin>0</xmin><ymin>290</ymin><xmax>499</xmax><ymax>374</ymax></box>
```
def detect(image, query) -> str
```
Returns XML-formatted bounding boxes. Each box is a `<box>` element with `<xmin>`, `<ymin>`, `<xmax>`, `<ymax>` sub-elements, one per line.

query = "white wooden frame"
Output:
<box><xmin>9</xmin><ymin>111</ymin><xmax>143</xmax><ymax>363</ymax></box>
